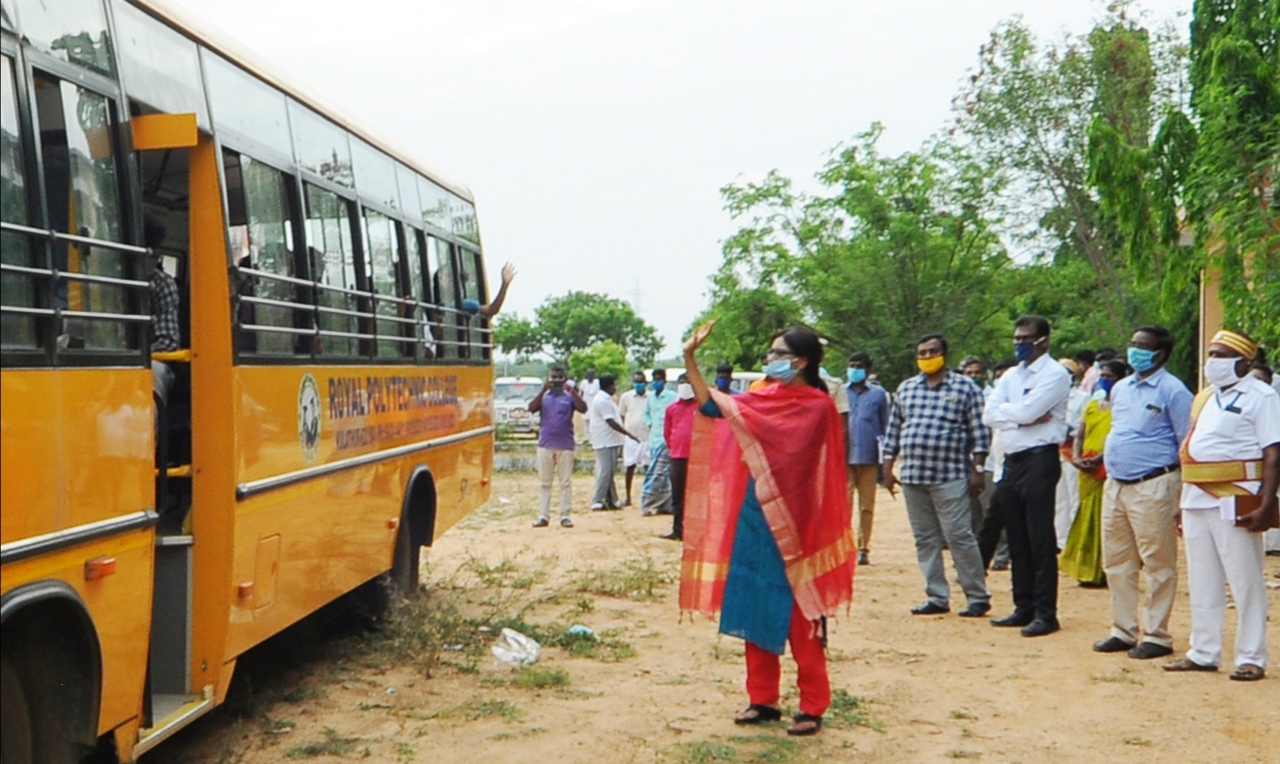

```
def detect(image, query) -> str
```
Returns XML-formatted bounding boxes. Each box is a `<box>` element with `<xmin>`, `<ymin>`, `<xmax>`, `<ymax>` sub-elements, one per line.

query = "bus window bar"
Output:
<box><xmin>240</xmin><ymin>323</ymin><xmax>319</xmax><ymax>337</ymax></box>
<box><xmin>0</xmin><ymin>262</ymin><xmax>152</xmax><ymax>291</ymax></box>
<box><xmin>233</xmin><ymin>267</ymin><xmax>313</xmax><ymax>289</ymax></box>
<box><xmin>313</xmin><ymin>304</ymin><xmax>370</xmax><ymax>320</ymax></box>
<box><xmin>315</xmin><ymin>328</ymin><xmax>378</xmax><ymax>341</ymax></box>
<box><xmin>238</xmin><ymin>294</ymin><xmax>317</xmax><ymax>312</ymax></box>
<box><xmin>0</xmin><ymin>305</ymin><xmax>151</xmax><ymax>324</ymax></box>
<box><xmin>0</xmin><ymin>221</ymin><xmax>153</xmax><ymax>256</ymax></box>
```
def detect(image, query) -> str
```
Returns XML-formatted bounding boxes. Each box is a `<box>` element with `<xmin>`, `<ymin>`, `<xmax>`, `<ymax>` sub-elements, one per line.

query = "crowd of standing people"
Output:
<box><xmin>523</xmin><ymin>315</ymin><xmax>1279</xmax><ymax>734</ymax></box>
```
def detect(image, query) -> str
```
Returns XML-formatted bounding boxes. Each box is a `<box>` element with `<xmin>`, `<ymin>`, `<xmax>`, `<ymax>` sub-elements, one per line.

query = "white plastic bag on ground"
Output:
<box><xmin>491</xmin><ymin>627</ymin><xmax>541</xmax><ymax>665</ymax></box>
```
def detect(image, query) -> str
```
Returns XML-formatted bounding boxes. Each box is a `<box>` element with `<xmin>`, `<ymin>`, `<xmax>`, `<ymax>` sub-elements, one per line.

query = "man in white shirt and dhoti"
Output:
<box><xmin>1164</xmin><ymin>329</ymin><xmax>1279</xmax><ymax>682</ymax></box>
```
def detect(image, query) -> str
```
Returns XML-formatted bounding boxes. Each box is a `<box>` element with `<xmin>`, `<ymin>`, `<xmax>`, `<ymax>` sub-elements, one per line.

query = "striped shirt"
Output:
<box><xmin>884</xmin><ymin>370</ymin><xmax>990</xmax><ymax>484</ymax></box>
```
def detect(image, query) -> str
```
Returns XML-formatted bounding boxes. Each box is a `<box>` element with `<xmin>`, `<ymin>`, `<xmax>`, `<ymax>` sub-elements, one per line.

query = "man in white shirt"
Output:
<box><xmin>1164</xmin><ymin>329</ymin><xmax>1279</xmax><ymax>681</ymax></box>
<box><xmin>617</xmin><ymin>370</ymin><xmax>651</xmax><ymax>507</ymax></box>
<box><xmin>983</xmin><ymin>315</ymin><xmax>1072</xmax><ymax>637</ymax></box>
<box><xmin>588</xmin><ymin>374</ymin><xmax>640</xmax><ymax>511</ymax></box>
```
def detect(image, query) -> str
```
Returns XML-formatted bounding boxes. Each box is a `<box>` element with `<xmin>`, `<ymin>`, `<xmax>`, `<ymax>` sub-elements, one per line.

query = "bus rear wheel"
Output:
<box><xmin>1</xmin><ymin>655</ymin><xmax>35</xmax><ymax>764</ymax></box>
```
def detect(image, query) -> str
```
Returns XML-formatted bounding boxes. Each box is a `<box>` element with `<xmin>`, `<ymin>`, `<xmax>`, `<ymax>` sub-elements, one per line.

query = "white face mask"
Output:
<box><xmin>676</xmin><ymin>383</ymin><xmax>695</xmax><ymax>400</ymax></box>
<box><xmin>1204</xmin><ymin>357</ymin><xmax>1242</xmax><ymax>388</ymax></box>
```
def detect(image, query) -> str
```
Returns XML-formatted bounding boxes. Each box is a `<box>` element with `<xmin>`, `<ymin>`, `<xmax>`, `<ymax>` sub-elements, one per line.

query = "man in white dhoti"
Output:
<box><xmin>1164</xmin><ymin>329</ymin><xmax>1279</xmax><ymax>682</ymax></box>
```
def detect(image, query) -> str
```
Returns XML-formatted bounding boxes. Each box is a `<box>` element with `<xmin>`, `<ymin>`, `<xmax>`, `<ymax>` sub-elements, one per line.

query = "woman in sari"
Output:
<box><xmin>679</xmin><ymin>322</ymin><xmax>856</xmax><ymax>736</ymax></box>
<box><xmin>1060</xmin><ymin>359</ymin><xmax>1130</xmax><ymax>586</ymax></box>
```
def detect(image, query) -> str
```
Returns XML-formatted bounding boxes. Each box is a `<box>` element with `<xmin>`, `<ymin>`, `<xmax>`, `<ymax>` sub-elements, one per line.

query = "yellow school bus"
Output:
<box><xmin>0</xmin><ymin>1</ymin><xmax>493</xmax><ymax>761</ymax></box>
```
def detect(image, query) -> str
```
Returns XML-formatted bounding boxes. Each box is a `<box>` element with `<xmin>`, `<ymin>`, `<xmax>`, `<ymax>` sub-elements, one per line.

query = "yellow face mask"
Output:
<box><xmin>917</xmin><ymin>356</ymin><xmax>946</xmax><ymax>375</ymax></box>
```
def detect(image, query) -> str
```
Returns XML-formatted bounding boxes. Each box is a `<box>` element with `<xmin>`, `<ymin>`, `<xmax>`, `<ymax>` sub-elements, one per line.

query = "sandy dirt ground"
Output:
<box><xmin>161</xmin><ymin>470</ymin><xmax>1280</xmax><ymax>764</ymax></box>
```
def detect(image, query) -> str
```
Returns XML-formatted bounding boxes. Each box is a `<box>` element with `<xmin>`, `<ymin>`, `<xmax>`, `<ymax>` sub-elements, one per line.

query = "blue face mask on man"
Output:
<box><xmin>847</xmin><ymin>367</ymin><xmax>867</xmax><ymax>384</ymax></box>
<box><xmin>715</xmin><ymin>377</ymin><xmax>732</xmax><ymax>391</ymax></box>
<box><xmin>652</xmin><ymin>381</ymin><xmax>665</xmax><ymax>393</ymax></box>
<box><xmin>1013</xmin><ymin>336</ymin><xmax>1045</xmax><ymax>363</ymax></box>
<box><xmin>764</xmin><ymin>358</ymin><xmax>798</xmax><ymax>383</ymax></box>
<box><xmin>633</xmin><ymin>382</ymin><xmax>646</xmax><ymax>394</ymax></box>
<box><xmin>1097</xmin><ymin>377</ymin><xmax>1115</xmax><ymax>396</ymax></box>
<box><xmin>1127</xmin><ymin>347</ymin><xmax>1158</xmax><ymax>373</ymax></box>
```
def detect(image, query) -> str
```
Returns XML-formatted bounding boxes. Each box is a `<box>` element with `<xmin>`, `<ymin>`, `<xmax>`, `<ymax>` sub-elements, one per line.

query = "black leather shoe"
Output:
<box><xmin>1128</xmin><ymin>642</ymin><xmax>1173</xmax><ymax>660</ymax></box>
<box><xmin>1092</xmin><ymin>636</ymin><xmax>1136</xmax><ymax>653</ymax></box>
<box><xmin>958</xmin><ymin>602</ymin><xmax>991</xmax><ymax>618</ymax></box>
<box><xmin>1020</xmin><ymin>618</ymin><xmax>1060</xmax><ymax>637</ymax></box>
<box><xmin>990</xmin><ymin>612</ymin><xmax>1034</xmax><ymax>627</ymax></box>
<box><xmin>910</xmin><ymin>602</ymin><xmax>950</xmax><ymax>615</ymax></box>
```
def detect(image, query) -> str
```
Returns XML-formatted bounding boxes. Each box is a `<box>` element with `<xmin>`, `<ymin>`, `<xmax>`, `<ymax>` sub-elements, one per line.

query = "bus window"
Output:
<box><xmin>427</xmin><ymin>235</ymin><xmax>459</xmax><ymax>359</ymax></box>
<box><xmin>362</xmin><ymin>207</ymin><xmax>405</xmax><ymax>359</ymax></box>
<box><xmin>1</xmin><ymin>56</ymin><xmax>39</xmax><ymax>350</ymax></box>
<box><xmin>11</xmin><ymin>0</ymin><xmax>114</xmax><ymax>75</ymax></box>
<box><xmin>402</xmin><ymin>225</ymin><xmax>431</xmax><ymax>359</ymax></box>
<box><xmin>33</xmin><ymin>71</ymin><xmax>136</xmax><ymax>353</ymax></box>
<box><xmin>304</xmin><ymin>184</ymin><xmax>360</xmax><ymax>357</ymax></box>
<box><xmin>458</xmin><ymin>247</ymin><xmax>488</xmax><ymax>359</ymax></box>
<box><xmin>223</xmin><ymin>150</ymin><xmax>300</xmax><ymax>357</ymax></box>
<box><xmin>113</xmin><ymin>1</ymin><xmax>209</xmax><ymax>128</ymax></box>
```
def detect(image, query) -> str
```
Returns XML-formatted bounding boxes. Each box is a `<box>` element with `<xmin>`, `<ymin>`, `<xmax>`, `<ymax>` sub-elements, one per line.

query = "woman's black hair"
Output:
<box><xmin>1101</xmin><ymin>359</ymin><xmax>1130</xmax><ymax>379</ymax></box>
<box><xmin>773</xmin><ymin>327</ymin><xmax>826</xmax><ymax>391</ymax></box>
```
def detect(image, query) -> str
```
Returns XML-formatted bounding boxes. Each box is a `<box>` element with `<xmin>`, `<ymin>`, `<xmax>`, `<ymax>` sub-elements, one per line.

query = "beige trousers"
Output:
<box><xmin>848</xmin><ymin>464</ymin><xmax>880</xmax><ymax>552</ymax></box>
<box><xmin>1101</xmin><ymin>471</ymin><xmax>1182</xmax><ymax>647</ymax></box>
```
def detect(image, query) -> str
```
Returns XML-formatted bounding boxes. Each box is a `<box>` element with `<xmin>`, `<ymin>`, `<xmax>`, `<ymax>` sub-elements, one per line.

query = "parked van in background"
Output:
<box><xmin>494</xmin><ymin>376</ymin><xmax>544</xmax><ymax>435</ymax></box>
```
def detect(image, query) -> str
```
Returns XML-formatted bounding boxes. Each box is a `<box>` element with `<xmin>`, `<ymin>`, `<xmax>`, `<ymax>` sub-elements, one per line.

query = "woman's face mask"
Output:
<box><xmin>764</xmin><ymin>358</ymin><xmax>798</xmax><ymax>382</ymax></box>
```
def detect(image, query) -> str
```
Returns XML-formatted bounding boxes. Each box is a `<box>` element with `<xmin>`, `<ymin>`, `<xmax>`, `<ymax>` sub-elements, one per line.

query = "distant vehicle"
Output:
<box><xmin>731</xmin><ymin>371</ymin><xmax>765</xmax><ymax>392</ymax></box>
<box><xmin>494</xmin><ymin>376</ymin><xmax>544</xmax><ymax>434</ymax></box>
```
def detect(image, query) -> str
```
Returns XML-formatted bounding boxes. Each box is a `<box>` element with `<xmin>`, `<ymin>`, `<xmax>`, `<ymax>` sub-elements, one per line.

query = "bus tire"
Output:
<box><xmin>1</xmin><ymin>655</ymin><xmax>34</xmax><ymax>764</ymax></box>
<box><xmin>386</xmin><ymin>519</ymin><xmax>420</xmax><ymax>603</ymax></box>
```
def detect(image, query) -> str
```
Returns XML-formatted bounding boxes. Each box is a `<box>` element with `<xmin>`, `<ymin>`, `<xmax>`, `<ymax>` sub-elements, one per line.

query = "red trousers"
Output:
<box><xmin>743</xmin><ymin>603</ymin><xmax>830</xmax><ymax>716</ymax></box>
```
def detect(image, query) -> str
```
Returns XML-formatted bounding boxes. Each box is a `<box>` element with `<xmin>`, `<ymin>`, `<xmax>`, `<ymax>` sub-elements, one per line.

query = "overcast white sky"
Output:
<box><xmin>167</xmin><ymin>0</ymin><xmax>1189</xmax><ymax>357</ymax></box>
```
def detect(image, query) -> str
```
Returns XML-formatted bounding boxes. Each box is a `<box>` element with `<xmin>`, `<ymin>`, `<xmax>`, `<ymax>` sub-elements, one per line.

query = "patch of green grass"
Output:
<box><xmin>573</xmin><ymin>551</ymin><xmax>674</xmax><ymax>601</ymax></box>
<box><xmin>684</xmin><ymin>740</ymin><xmax>737</xmax><ymax>763</ymax></box>
<box><xmin>571</xmin><ymin>596</ymin><xmax>595</xmax><ymax>614</ymax></box>
<box><xmin>727</xmin><ymin>734</ymin><xmax>800</xmax><ymax>763</ymax></box>
<box><xmin>511</xmin><ymin>666</ymin><xmax>570</xmax><ymax>689</ymax></box>
<box><xmin>285</xmin><ymin>728</ymin><xmax>356</xmax><ymax>758</ymax></box>
<box><xmin>458</xmin><ymin>698</ymin><xmax>522</xmax><ymax>723</ymax></box>
<box><xmin>825</xmin><ymin>689</ymin><xmax>885</xmax><ymax>732</ymax></box>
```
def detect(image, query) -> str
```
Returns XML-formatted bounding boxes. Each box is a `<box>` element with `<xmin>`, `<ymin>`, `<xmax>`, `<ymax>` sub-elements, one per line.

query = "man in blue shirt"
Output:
<box><xmin>1092</xmin><ymin>325</ymin><xmax>1192</xmax><ymax>659</ymax></box>
<box><xmin>884</xmin><ymin>335</ymin><xmax>991</xmax><ymax>618</ymax></box>
<box><xmin>846</xmin><ymin>352</ymin><xmax>889</xmax><ymax>566</ymax></box>
<box><xmin>641</xmin><ymin>369</ymin><xmax>679</xmax><ymax>515</ymax></box>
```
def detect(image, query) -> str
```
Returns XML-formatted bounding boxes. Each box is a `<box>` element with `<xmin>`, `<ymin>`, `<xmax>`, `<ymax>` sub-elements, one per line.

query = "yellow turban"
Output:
<box><xmin>1210</xmin><ymin>329</ymin><xmax>1258</xmax><ymax>359</ymax></box>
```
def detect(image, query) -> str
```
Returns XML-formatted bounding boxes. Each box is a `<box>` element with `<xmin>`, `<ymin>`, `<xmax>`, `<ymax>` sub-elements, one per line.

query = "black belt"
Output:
<box><xmin>1005</xmin><ymin>444</ymin><xmax>1059</xmax><ymax>461</ymax></box>
<box><xmin>1114</xmin><ymin>463</ymin><xmax>1180</xmax><ymax>485</ymax></box>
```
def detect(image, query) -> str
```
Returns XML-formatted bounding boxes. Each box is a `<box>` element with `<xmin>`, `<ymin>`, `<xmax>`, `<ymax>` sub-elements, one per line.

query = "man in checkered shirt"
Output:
<box><xmin>148</xmin><ymin>221</ymin><xmax>180</xmax><ymax>404</ymax></box>
<box><xmin>884</xmin><ymin>334</ymin><xmax>992</xmax><ymax>618</ymax></box>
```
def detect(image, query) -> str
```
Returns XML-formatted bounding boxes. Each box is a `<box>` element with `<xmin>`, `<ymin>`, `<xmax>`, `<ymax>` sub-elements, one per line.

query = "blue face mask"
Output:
<box><xmin>1013</xmin><ymin>337</ymin><xmax>1043</xmax><ymax>363</ymax></box>
<box><xmin>1127</xmin><ymin>347</ymin><xmax>1158</xmax><ymax>373</ymax></box>
<box><xmin>633</xmin><ymin>382</ymin><xmax>646</xmax><ymax>394</ymax></box>
<box><xmin>847</xmin><ymin>368</ymin><xmax>867</xmax><ymax>384</ymax></box>
<box><xmin>715</xmin><ymin>377</ymin><xmax>732</xmax><ymax>391</ymax></box>
<box><xmin>1097</xmin><ymin>377</ymin><xmax>1115</xmax><ymax>396</ymax></box>
<box><xmin>652</xmin><ymin>381</ymin><xmax>665</xmax><ymax>393</ymax></box>
<box><xmin>764</xmin><ymin>358</ymin><xmax>798</xmax><ymax>382</ymax></box>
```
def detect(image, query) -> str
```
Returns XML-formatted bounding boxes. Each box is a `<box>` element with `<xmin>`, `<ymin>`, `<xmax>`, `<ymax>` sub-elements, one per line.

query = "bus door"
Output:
<box><xmin>129</xmin><ymin>111</ymin><xmax>201</xmax><ymax>724</ymax></box>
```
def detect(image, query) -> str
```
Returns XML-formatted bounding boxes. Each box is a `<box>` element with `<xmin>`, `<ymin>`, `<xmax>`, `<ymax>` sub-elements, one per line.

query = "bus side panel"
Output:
<box><xmin>0</xmin><ymin>529</ymin><xmax>154</xmax><ymax>737</ymax></box>
<box><xmin>0</xmin><ymin>369</ymin><xmax>152</xmax><ymax>544</ymax></box>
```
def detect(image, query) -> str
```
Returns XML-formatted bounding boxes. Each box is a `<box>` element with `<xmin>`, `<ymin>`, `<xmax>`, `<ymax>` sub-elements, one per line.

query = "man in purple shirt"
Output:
<box><xmin>528</xmin><ymin>365</ymin><xmax>587</xmax><ymax>528</ymax></box>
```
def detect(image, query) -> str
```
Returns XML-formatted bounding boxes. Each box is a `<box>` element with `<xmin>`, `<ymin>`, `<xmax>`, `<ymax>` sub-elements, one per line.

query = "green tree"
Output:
<box><xmin>702</xmin><ymin>127</ymin><xmax>1019</xmax><ymax>385</ymax></box>
<box><xmin>1182</xmin><ymin>0</ymin><xmax>1280</xmax><ymax>346</ymax></box>
<box><xmin>493</xmin><ymin>291</ymin><xmax>664</xmax><ymax>365</ymax></box>
<box><xmin>567</xmin><ymin>340</ymin><xmax>630</xmax><ymax>383</ymax></box>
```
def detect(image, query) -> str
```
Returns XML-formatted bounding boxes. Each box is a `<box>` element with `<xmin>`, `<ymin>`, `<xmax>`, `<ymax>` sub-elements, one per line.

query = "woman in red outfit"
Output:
<box><xmin>679</xmin><ymin>321</ymin><xmax>856</xmax><ymax>736</ymax></box>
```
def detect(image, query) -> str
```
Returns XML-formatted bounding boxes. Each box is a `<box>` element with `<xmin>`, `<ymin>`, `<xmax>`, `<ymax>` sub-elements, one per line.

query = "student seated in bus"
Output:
<box><xmin>149</xmin><ymin>220</ymin><xmax>180</xmax><ymax>405</ymax></box>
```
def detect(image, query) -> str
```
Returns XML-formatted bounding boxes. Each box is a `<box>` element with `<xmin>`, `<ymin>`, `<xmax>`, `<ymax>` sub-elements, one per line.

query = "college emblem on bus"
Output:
<box><xmin>298</xmin><ymin>373</ymin><xmax>322</xmax><ymax>463</ymax></box>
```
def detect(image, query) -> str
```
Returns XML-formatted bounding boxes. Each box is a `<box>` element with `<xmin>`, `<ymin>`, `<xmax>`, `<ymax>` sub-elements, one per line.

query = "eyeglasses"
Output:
<box><xmin>764</xmin><ymin>348</ymin><xmax>795</xmax><ymax>359</ymax></box>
